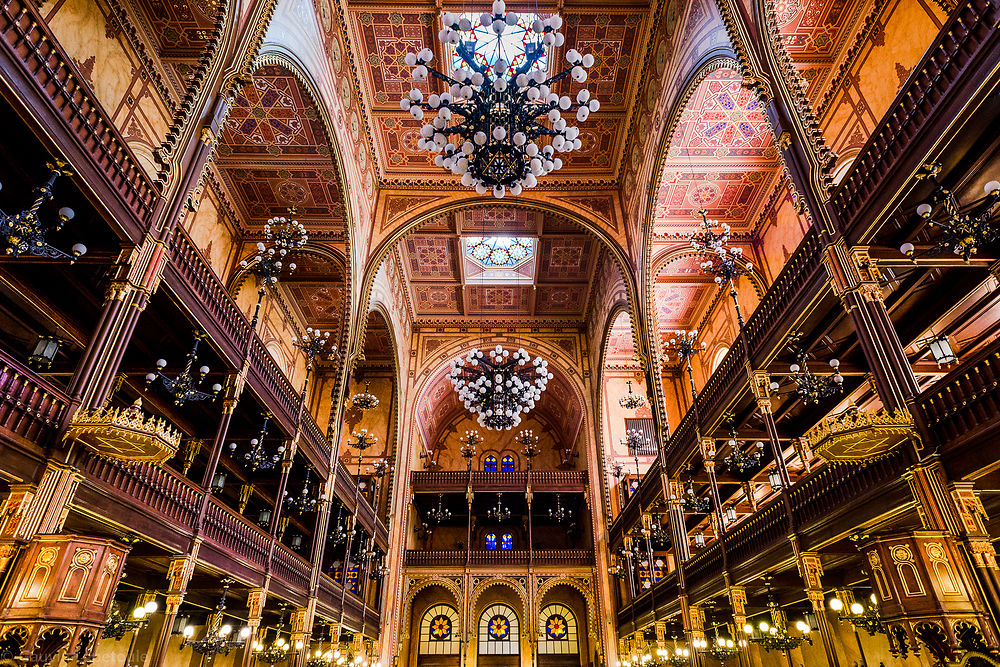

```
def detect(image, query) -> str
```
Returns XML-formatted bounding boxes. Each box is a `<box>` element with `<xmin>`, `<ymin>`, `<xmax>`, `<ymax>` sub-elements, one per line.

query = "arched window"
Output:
<box><xmin>501</xmin><ymin>533</ymin><xmax>513</xmax><ymax>550</ymax></box>
<box><xmin>712</xmin><ymin>347</ymin><xmax>729</xmax><ymax>373</ymax></box>
<box><xmin>418</xmin><ymin>604</ymin><xmax>460</xmax><ymax>655</ymax></box>
<box><xmin>500</xmin><ymin>455</ymin><xmax>515</xmax><ymax>471</ymax></box>
<box><xmin>538</xmin><ymin>603</ymin><xmax>579</xmax><ymax>654</ymax></box>
<box><xmin>484</xmin><ymin>455</ymin><xmax>497</xmax><ymax>472</ymax></box>
<box><xmin>485</xmin><ymin>533</ymin><xmax>497</xmax><ymax>550</ymax></box>
<box><xmin>478</xmin><ymin>604</ymin><xmax>519</xmax><ymax>655</ymax></box>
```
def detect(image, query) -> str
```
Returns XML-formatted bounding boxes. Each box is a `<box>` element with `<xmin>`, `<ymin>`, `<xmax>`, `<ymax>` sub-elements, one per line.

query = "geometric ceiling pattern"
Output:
<box><xmin>278</xmin><ymin>252</ymin><xmax>347</xmax><ymax>332</ymax></box>
<box><xmin>215</xmin><ymin>65</ymin><xmax>348</xmax><ymax>240</ymax></box>
<box><xmin>131</xmin><ymin>0</ymin><xmax>218</xmax><ymax>91</ymax></box>
<box><xmin>346</xmin><ymin>5</ymin><xmax>650</xmax><ymax>186</ymax></box>
<box><xmin>396</xmin><ymin>208</ymin><xmax>601</xmax><ymax>322</ymax></box>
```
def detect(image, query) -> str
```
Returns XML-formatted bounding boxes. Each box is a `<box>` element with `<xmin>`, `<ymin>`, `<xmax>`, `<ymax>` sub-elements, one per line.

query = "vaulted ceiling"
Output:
<box><xmin>343</xmin><ymin>1</ymin><xmax>653</xmax><ymax>187</ymax></box>
<box><xmin>393</xmin><ymin>207</ymin><xmax>605</xmax><ymax>323</ymax></box>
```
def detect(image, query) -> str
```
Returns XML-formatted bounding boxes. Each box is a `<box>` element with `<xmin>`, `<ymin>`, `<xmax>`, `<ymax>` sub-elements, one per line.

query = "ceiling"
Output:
<box><xmin>131</xmin><ymin>0</ymin><xmax>218</xmax><ymax>92</ymax></box>
<box><xmin>394</xmin><ymin>207</ymin><xmax>604</xmax><ymax>323</ymax></box>
<box><xmin>343</xmin><ymin>2</ymin><xmax>653</xmax><ymax>187</ymax></box>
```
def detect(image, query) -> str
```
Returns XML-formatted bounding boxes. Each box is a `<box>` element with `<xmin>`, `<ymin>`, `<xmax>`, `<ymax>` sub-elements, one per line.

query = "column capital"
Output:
<box><xmin>822</xmin><ymin>244</ymin><xmax>884</xmax><ymax>303</ymax></box>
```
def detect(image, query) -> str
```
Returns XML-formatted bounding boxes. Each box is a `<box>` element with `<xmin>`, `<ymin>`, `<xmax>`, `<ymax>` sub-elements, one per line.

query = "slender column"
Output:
<box><xmin>240</xmin><ymin>588</ymin><xmax>268</xmax><ymax>667</ymax></box>
<box><xmin>698</xmin><ymin>438</ymin><xmax>726</xmax><ymax>535</ymax></box>
<box><xmin>68</xmin><ymin>237</ymin><xmax>168</xmax><ymax>410</ymax></box>
<box><xmin>0</xmin><ymin>461</ymin><xmax>81</xmax><ymax>574</ymax></box>
<box><xmin>795</xmin><ymin>549</ymin><xmax>841</xmax><ymax>667</ymax></box>
<box><xmin>949</xmin><ymin>482</ymin><xmax>1000</xmax><ymax>624</ymax></box>
<box><xmin>199</xmin><ymin>372</ymin><xmax>244</xmax><ymax>489</ymax></box>
<box><xmin>290</xmin><ymin>606</ymin><xmax>310</xmax><ymax>667</ymax></box>
<box><xmin>728</xmin><ymin>586</ymin><xmax>752</xmax><ymax>667</ymax></box>
<box><xmin>269</xmin><ymin>440</ymin><xmax>297</xmax><ymax>536</ymax></box>
<box><xmin>148</xmin><ymin>554</ymin><xmax>198</xmax><ymax>667</ymax></box>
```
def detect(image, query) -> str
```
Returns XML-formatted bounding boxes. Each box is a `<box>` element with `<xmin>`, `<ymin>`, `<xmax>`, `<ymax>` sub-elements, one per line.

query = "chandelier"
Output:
<box><xmin>329</xmin><ymin>505</ymin><xmax>356</xmax><ymax>544</ymax></box>
<box><xmin>284</xmin><ymin>467</ymin><xmax>323</xmax><ymax>514</ymax></box>
<box><xmin>515</xmin><ymin>429</ymin><xmax>540</xmax><ymax>465</ymax></box>
<box><xmin>146</xmin><ymin>330</ymin><xmax>222</xmax><ymax>405</ymax></box>
<box><xmin>681</xmin><ymin>477</ymin><xmax>712</xmax><ymax>514</ymax></box>
<box><xmin>306</xmin><ymin>625</ymin><xmax>336</xmax><ymax>667</ymax></box>
<box><xmin>241</xmin><ymin>209</ymin><xmax>308</xmax><ymax>326</ymax></box>
<box><xmin>829</xmin><ymin>593</ymin><xmax>883</xmax><ymax>635</ymax></box>
<box><xmin>663</xmin><ymin>329</ymin><xmax>706</xmax><ymax>368</ymax></box>
<box><xmin>459</xmin><ymin>430</ymin><xmax>482</xmax><ymax>468</ymax></box>
<box><xmin>745</xmin><ymin>585</ymin><xmax>812</xmax><ymax>653</ymax></box>
<box><xmin>721</xmin><ymin>418</ymin><xmax>764</xmax><ymax>481</ymax></box>
<box><xmin>548</xmin><ymin>493</ymin><xmax>572</xmax><ymax>523</ymax></box>
<box><xmin>252</xmin><ymin>606</ymin><xmax>291</xmax><ymax>664</ymax></box>
<box><xmin>701</xmin><ymin>633</ymin><xmax>739</xmax><ymax>662</ymax></box>
<box><xmin>102</xmin><ymin>600</ymin><xmax>158</xmax><ymax>640</ymax></box>
<box><xmin>350</xmin><ymin>428</ymin><xmax>379</xmax><ymax>454</ymax></box>
<box><xmin>293</xmin><ymin>327</ymin><xmax>334</xmax><ymax>366</ymax></box>
<box><xmin>648</xmin><ymin>518</ymin><xmax>671</xmax><ymax>548</ymax></box>
<box><xmin>667</xmin><ymin>636</ymin><xmax>690</xmax><ymax>667</ymax></box>
<box><xmin>487</xmin><ymin>493</ymin><xmax>511</xmax><ymax>522</ymax></box>
<box><xmin>904</xmin><ymin>161</ymin><xmax>1000</xmax><ymax>261</ymax></box>
<box><xmin>684</xmin><ymin>209</ymin><xmax>731</xmax><ymax>253</ymax></box>
<box><xmin>776</xmin><ymin>332</ymin><xmax>843</xmax><ymax>404</ymax></box>
<box><xmin>0</xmin><ymin>160</ymin><xmax>87</xmax><ymax>261</ymax></box>
<box><xmin>401</xmin><ymin>5</ymin><xmax>599</xmax><ymax>195</ymax></box>
<box><xmin>351</xmin><ymin>380</ymin><xmax>380</xmax><ymax>411</ymax></box>
<box><xmin>181</xmin><ymin>580</ymin><xmax>249</xmax><ymax>656</ymax></box>
<box><xmin>448</xmin><ymin>346</ymin><xmax>551</xmax><ymax>430</ymax></box>
<box><xmin>619</xmin><ymin>380</ymin><xmax>646</xmax><ymax>410</ymax></box>
<box><xmin>427</xmin><ymin>493</ymin><xmax>452</xmax><ymax>524</ymax></box>
<box><xmin>231</xmin><ymin>413</ymin><xmax>283</xmax><ymax>472</ymax></box>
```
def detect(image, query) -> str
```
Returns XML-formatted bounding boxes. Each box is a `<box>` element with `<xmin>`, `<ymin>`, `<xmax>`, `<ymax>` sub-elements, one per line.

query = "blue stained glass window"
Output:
<box><xmin>484</xmin><ymin>455</ymin><xmax>498</xmax><ymax>472</ymax></box>
<box><xmin>501</xmin><ymin>533</ymin><xmax>513</xmax><ymax>550</ymax></box>
<box><xmin>501</xmin><ymin>455</ymin><xmax>515</xmax><ymax>471</ymax></box>
<box><xmin>486</xmin><ymin>533</ymin><xmax>497</xmax><ymax>550</ymax></box>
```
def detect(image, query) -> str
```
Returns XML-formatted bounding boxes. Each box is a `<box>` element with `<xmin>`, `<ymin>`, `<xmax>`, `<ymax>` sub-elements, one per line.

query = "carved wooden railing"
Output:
<box><xmin>80</xmin><ymin>455</ymin><xmax>203</xmax><ymax>529</ymax></box>
<box><xmin>0</xmin><ymin>347</ymin><xmax>71</xmax><ymax>445</ymax></box>
<box><xmin>410</xmin><ymin>470</ymin><xmax>588</xmax><ymax>491</ymax></box>
<box><xmin>830</xmin><ymin>0</ymin><xmax>1000</xmax><ymax>242</ymax></box>
<box><xmin>271</xmin><ymin>543</ymin><xmax>312</xmax><ymax>592</ymax></box>
<box><xmin>201</xmin><ymin>497</ymin><xmax>272</xmax><ymax>570</ymax></box>
<box><xmin>403</xmin><ymin>549</ymin><xmax>593</xmax><ymax>567</ymax></box>
<box><xmin>916</xmin><ymin>339</ymin><xmax>1000</xmax><ymax>449</ymax></box>
<box><xmin>0</xmin><ymin>0</ymin><xmax>157</xmax><ymax>229</ymax></box>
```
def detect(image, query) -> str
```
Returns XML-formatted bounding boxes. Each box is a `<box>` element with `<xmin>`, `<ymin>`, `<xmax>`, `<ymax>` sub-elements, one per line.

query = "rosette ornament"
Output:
<box><xmin>400</xmin><ymin>2</ymin><xmax>599</xmax><ymax>196</ymax></box>
<box><xmin>447</xmin><ymin>345</ymin><xmax>552</xmax><ymax>430</ymax></box>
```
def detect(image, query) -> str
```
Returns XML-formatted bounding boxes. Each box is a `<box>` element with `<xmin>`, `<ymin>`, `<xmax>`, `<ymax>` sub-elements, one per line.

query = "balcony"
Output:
<box><xmin>410</xmin><ymin>470</ymin><xmax>588</xmax><ymax>493</ymax></box>
<box><xmin>0</xmin><ymin>347</ymin><xmax>71</xmax><ymax>448</ymax></box>
<box><xmin>403</xmin><ymin>549</ymin><xmax>594</xmax><ymax>567</ymax></box>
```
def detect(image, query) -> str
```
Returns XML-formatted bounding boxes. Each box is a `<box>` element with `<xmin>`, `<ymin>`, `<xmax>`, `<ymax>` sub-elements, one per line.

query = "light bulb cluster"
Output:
<box><xmin>448</xmin><ymin>345</ymin><xmax>551</xmax><ymax>430</ymax></box>
<box><xmin>400</xmin><ymin>3</ymin><xmax>599</xmax><ymax>195</ymax></box>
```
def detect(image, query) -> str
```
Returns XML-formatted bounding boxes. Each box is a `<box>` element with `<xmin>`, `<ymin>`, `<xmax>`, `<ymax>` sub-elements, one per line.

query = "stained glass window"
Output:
<box><xmin>501</xmin><ymin>533</ymin><xmax>513</xmax><ymax>550</ymax></box>
<box><xmin>450</xmin><ymin>13</ymin><xmax>546</xmax><ymax>78</ymax></box>
<box><xmin>539</xmin><ymin>604</ymin><xmax>578</xmax><ymax>654</ymax></box>
<box><xmin>638</xmin><ymin>561</ymin><xmax>665</xmax><ymax>590</ymax></box>
<box><xmin>485</xmin><ymin>533</ymin><xmax>497</xmax><ymax>550</ymax></box>
<box><xmin>501</xmin><ymin>455</ymin><xmax>515</xmax><ymax>471</ymax></box>
<box><xmin>334</xmin><ymin>564</ymin><xmax>360</xmax><ymax>594</ymax></box>
<box><xmin>419</xmin><ymin>604</ymin><xmax>460</xmax><ymax>654</ymax></box>
<box><xmin>484</xmin><ymin>455</ymin><xmax>498</xmax><ymax>472</ymax></box>
<box><xmin>479</xmin><ymin>604</ymin><xmax>519</xmax><ymax>655</ymax></box>
<box><xmin>465</xmin><ymin>237</ymin><xmax>535</xmax><ymax>268</ymax></box>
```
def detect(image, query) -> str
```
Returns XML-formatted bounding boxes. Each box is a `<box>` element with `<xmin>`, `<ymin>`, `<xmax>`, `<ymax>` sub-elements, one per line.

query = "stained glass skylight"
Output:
<box><xmin>450</xmin><ymin>12</ymin><xmax>547</xmax><ymax>78</ymax></box>
<box><xmin>465</xmin><ymin>236</ymin><xmax>535</xmax><ymax>268</ymax></box>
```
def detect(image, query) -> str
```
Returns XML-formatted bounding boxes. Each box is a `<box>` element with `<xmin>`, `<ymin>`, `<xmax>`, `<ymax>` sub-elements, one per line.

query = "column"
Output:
<box><xmin>290</xmin><ymin>605</ymin><xmax>310</xmax><ymax>667</ymax></box>
<box><xmin>239</xmin><ymin>588</ymin><xmax>268</xmax><ymax>667</ymax></box>
<box><xmin>0</xmin><ymin>461</ymin><xmax>81</xmax><ymax>574</ymax></box>
<box><xmin>795</xmin><ymin>549</ymin><xmax>841</xmax><ymax>667</ymax></box>
<box><xmin>68</xmin><ymin>236</ymin><xmax>168</xmax><ymax>410</ymax></box>
<box><xmin>147</xmin><ymin>554</ymin><xmax>198</xmax><ymax>667</ymax></box>
<box><xmin>728</xmin><ymin>586</ymin><xmax>751</xmax><ymax>667</ymax></box>
<box><xmin>698</xmin><ymin>438</ymin><xmax>726</xmax><ymax>534</ymax></box>
<box><xmin>269</xmin><ymin>439</ymin><xmax>297</xmax><ymax>536</ymax></box>
<box><xmin>949</xmin><ymin>482</ymin><xmax>1000</xmax><ymax>623</ymax></box>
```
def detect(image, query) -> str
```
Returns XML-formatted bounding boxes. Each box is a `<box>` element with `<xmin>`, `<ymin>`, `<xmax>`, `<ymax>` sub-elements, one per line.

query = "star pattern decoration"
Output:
<box><xmin>546</xmin><ymin>615</ymin><xmax>568</xmax><ymax>639</ymax></box>
<box><xmin>488</xmin><ymin>616</ymin><xmax>510</xmax><ymax>640</ymax></box>
<box><xmin>430</xmin><ymin>615</ymin><xmax>451</xmax><ymax>640</ymax></box>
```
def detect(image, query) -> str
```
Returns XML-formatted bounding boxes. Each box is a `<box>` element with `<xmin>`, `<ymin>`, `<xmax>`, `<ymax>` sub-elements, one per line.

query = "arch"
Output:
<box><xmin>537</xmin><ymin>578</ymin><xmax>598</xmax><ymax>645</ymax></box>
<box><xmin>711</xmin><ymin>346</ymin><xmax>729</xmax><ymax>373</ymax></box>
<box><xmin>478</xmin><ymin>603</ymin><xmax>520</xmax><ymax>655</ymax></box>
<box><xmin>500</xmin><ymin>454</ymin><xmax>516</xmax><ymax>472</ymax></box>
<box><xmin>539</xmin><ymin>603</ymin><xmax>579</xmax><ymax>654</ymax></box>
<box><xmin>402</xmin><ymin>578</ymin><xmax>464</xmax><ymax>641</ymax></box>
<box><xmin>352</xmin><ymin>200</ymin><xmax>645</xmax><ymax>382</ymax></box>
<box><xmin>418</xmin><ymin>603</ymin><xmax>461</xmax><ymax>655</ymax></box>
<box><xmin>483</xmin><ymin>455</ymin><xmax>498</xmax><ymax>472</ymax></box>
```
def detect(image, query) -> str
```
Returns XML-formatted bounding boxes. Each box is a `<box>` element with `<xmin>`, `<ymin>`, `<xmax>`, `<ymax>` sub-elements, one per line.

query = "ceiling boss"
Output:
<box><xmin>400</xmin><ymin>3</ymin><xmax>599</xmax><ymax>197</ymax></box>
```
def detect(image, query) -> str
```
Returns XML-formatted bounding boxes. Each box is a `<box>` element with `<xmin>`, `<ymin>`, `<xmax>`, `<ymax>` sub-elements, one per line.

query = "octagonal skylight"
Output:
<box><xmin>464</xmin><ymin>236</ymin><xmax>535</xmax><ymax>268</ymax></box>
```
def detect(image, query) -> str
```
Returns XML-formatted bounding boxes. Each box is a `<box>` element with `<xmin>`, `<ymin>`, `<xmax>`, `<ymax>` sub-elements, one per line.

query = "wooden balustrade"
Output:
<box><xmin>830</xmin><ymin>0</ymin><xmax>1000</xmax><ymax>243</ymax></box>
<box><xmin>410</xmin><ymin>470</ymin><xmax>588</xmax><ymax>491</ymax></box>
<box><xmin>403</xmin><ymin>549</ymin><xmax>593</xmax><ymax>567</ymax></box>
<box><xmin>270</xmin><ymin>543</ymin><xmax>312</xmax><ymax>591</ymax></box>
<box><xmin>916</xmin><ymin>341</ymin><xmax>1000</xmax><ymax>449</ymax></box>
<box><xmin>0</xmin><ymin>0</ymin><xmax>156</xmax><ymax>235</ymax></box>
<box><xmin>80</xmin><ymin>455</ymin><xmax>203</xmax><ymax>529</ymax></box>
<box><xmin>0</xmin><ymin>348</ymin><xmax>71</xmax><ymax>446</ymax></box>
<box><xmin>201</xmin><ymin>498</ymin><xmax>272</xmax><ymax>569</ymax></box>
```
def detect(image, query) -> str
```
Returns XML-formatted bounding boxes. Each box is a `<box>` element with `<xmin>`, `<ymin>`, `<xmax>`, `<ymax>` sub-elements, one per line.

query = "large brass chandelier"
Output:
<box><xmin>400</xmin><ymin>3</ymin><xmax>599</xmax><ymax>196</ymax></box>
<box><xmin>447</xmin><ymin>345</ymin><xmax>551</xmax><ymax>430</ymax></box>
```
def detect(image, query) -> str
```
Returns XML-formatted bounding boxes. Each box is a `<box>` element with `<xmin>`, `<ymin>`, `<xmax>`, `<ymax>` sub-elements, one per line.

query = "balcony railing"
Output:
<box><xmin>0</xmin><ymin>347</ymin><xmax>71</xmax><ymax>446</ymax></box>
<box><xmin>271</xmin><ymin>543</ymin><xmax>312</xmax><ymax>592</ymax></box>
<box><xmin>410</xmin><ymin>470</ymin><xmax>588</xmax><ymax>491</ymax></box>
<box><xmin>403</xmin><ymin>549</ymin><xmax>594</xmax><ymax>567</ymax></box>
<box><xmin>201</xmin><ymin>497</ymin><xmax>272</xmax><ymax>571</ymax></box>
<box><xmin>81</xmin><ymin>454</ymin><xmax>202</xmax><ymax>529</ymax></box>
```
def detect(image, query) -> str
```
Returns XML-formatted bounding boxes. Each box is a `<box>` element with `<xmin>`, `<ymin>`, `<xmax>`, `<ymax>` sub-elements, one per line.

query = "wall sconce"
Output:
<box><xmin>211</xmin><ymin>472</ymin><xmax>226</xmax><ymax>494</ymax></box>
<box><xmin>28</xmin><ymin>335</ymin><xmax>61</xmax><ymax>369</ymax></box>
